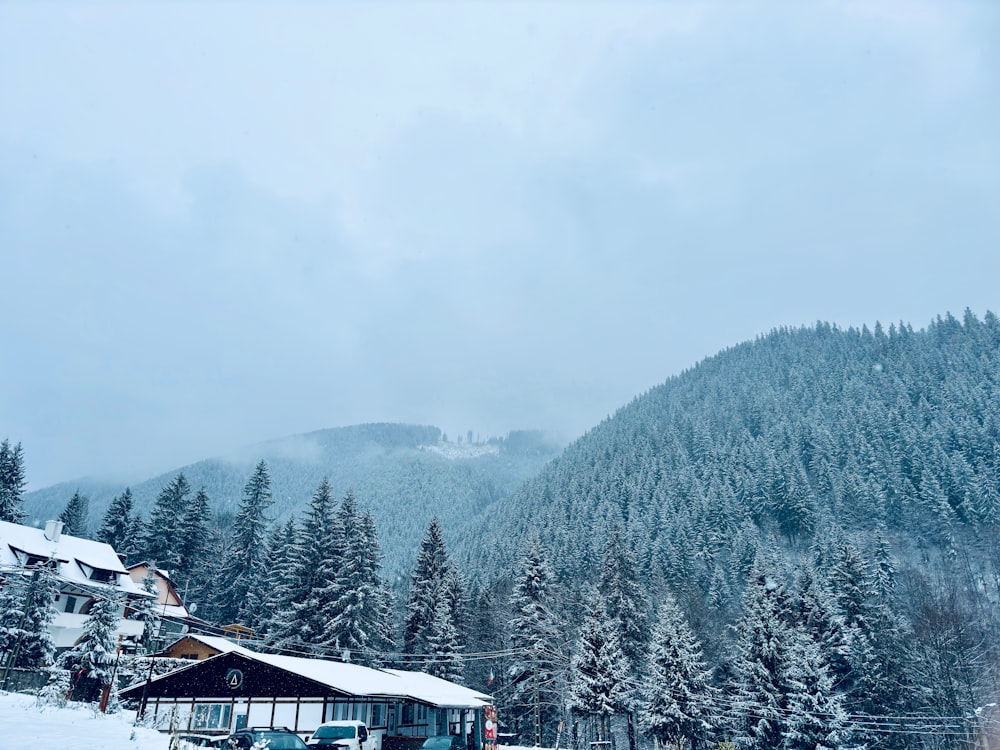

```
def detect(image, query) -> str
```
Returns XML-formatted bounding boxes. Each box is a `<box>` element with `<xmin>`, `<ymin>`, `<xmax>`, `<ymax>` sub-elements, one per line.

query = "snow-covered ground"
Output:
<box><xmin>0</xmin><ymin>691</ymin><xmax>551</xmax><ymax>750</ymax></box>
<box><xmin>0</xmin><ymin>690</ymin><xmax>169</xmax><ymax>749</ymax></box>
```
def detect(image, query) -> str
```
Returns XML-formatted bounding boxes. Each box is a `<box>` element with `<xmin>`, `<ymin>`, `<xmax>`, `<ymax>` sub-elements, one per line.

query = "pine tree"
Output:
<box><xmin>403</xmin><ymin>518</ymin><xmax>451</xmax><ymax>663</ymax></box>
<box><xmin>61</xmin><ymin>592</ymin><xmax>121</xmax><ymax>703</ymax></box>
<box><xmin>322</xmin><ymin>497</ymin><xmax>394</xmax><ymax>665</ymax></box>
<box><xmin>600</xmin><ymin>527</ymin><xmax>650</xmax><ymax>750</ymax></box>
<box><xmin>175</xmin><ymin>487</ymin><xmax>212</xmax><ymax>594</ymax></box>
<box><xmin>255</xmin><ymin>520</ymin><xmax>298</xmax><ymax>640</ymax></box>
<box><xmin>12</xmin><ymin>565</ymin><xmax>58</xmax><ymax>670</ymax></box>
<box><xmin>508</xmin><ymin>535</ymin><xmax>562</xmax><ymax>747</ymax></box>
<box><xmin>570</xmin><ymin>591</ymin><xmax>628</xmax><ymax>742</ymax></box>
<box><xmin>96</xmin><ymin>488</ymin><xmax>138</xmax><ymax>558</ymax></box>
<box><xmin>141</xmin><ymin>474</ymin><xmax>192</xmax><ymax>572</ymax></box>
<box><xmin>0</xmin><ymin>439</ymin><xmax>27</xmax><ymax>523</ymax></box>
<box><xmin>780</xmin><ymin>626</ymin><xmax>850</xmax><ymax>750</ymax></box>
<box><xmin>215</xmin><ymin>461</ymin><xmax>273</xmax><ymax>627</ymax></box>
<box><xmin>639</xmin><ymin>594</ymin><xmax>716</xmax><ymax>750</ymax></box>
<box><xmin>267</xmin><ymin>478</ymin><xmax>340</xmax><ymax>654</ymax></box>
<box><xmin>59</xmin><ymin>491</ymin><xmax>90</xmax><ymax>537</ymax></box>
<box><xmin>427</xmin><ymin>598</ymin><xmax>464</xmax><ymax>684</ymax></box>
<box><xmin>728</xmin><ymin>561</ymin><xmax>791</xmax><ymax>750</ymax></box>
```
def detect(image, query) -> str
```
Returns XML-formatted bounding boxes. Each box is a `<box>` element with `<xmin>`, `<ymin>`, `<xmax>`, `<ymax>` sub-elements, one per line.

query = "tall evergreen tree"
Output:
<box><xmin>570</xmin><ymin>591</ymin><xmax>628</xmax><ymax>742</ymax></box>
<box><xmin>215</xmin><ymin>461</ymin><xmax>273</xmax><ymax>626</ymax></box>
<box><xmin>175</xmin><ymin>487</ymin><xmax>212</xmax><ymax>593</ymax></box>
<box><xmin>403</xmin><ymin>518</ymin><xmax>451</xmax><ymax>664</ymax></box>
<box><xmin>728</xmin><ymin>560</ymin><xmax>792</xmax><ymax>750</ymax></box>
<box><xmin>1</xmin><ymin>567</ymin><xmax>57</xmax><ymax>671</ymax></box>
<box><xmin>323</xmin><ymin>496</ymin><xmax>393</xmax><ymax>665</ymax></box>
<box><xmin>0</xmin><ymin>439</ymin><xmax>27</xmax><ymax>523</ymax></box>
<box><xmin>780</xmin><ymin>625</ymin><xmax>850</xmax><ymax>750</ymax></box>
<box><xmin>508</xmin><ymin>535</ymin><xmax>562</xmax><ymax>747</ymax></box>
<box><xmin>600</xmin><ymin>527</ymin><xmax>650</xmax><ymax>750</ymax></box>
<box><xmin>59</xmin><ymin>491</ymin><xmax>90</xmax><ymax>537</ymax></box>
<box><xmin>268</xmin><ymin>478</ymin><xmax>340</xmax><ymax>654</ymax></box>
<box><xmin>256</xmin><ymin>520</ymin><xmax>299</xmax><ymax>640</ymax></box>
<box><xmin>61</xmin><ymin>592</ymin><xmax>121</xmax><ymax>703</ymax></box>
<box><xmin>96</xmin><ymin>488</ymin><xmax>138</xmax><ymax>558</ymax></box>
<box><xmin>426</xmin><ymin>598</ymin><xmax>464</xmax><ymax>684</ymax></box>
<box><xmin>141</xmin><ymin>473</ymin><xmax>192</xmax><ymax>572</ymax></box>
<box><xmin>639</xmin><ymin>594</ymin><xmax>716</xmax><ymax>750</ymax></box>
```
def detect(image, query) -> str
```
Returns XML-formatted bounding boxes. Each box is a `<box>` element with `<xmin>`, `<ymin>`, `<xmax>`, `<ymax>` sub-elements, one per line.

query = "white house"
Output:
<box><xmin>0</xmin><ymin>519</ymin><xmax>153</xmax><ymax>649</ymax></box>
<box><xmin>120</xmin><ymin>635</ymin><xmax>492</xmax><ymax>746</ymax></box>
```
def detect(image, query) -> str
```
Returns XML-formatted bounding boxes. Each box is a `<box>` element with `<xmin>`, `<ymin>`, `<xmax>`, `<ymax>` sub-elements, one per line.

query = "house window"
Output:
<box><xmin>353</xmin><ymin>703</ymin><xmax>366</xmax><ymax>721</ymax></box>
<box><xmin>64</xmin><ymin>596</ymin><xmax>77</xmax><ymax>613</ymax></box>
<box><xmin>334</xmin><ymin>703</ymin><xmax>348</xmax><ymax>721</ymax></box>
<box><xmin>371</xmin><ymin>704</ymin><xmax>384</xmax><ymax>728</ymax></box>
<box><xmin>192</xmin><ymin>703</ymin><xmax>233</xmax><ymax>730</ymax></box>
<box><xmin>402</xmin><ymin>703</ymin><xmax>414</xmax><ymax>724</ymax></box>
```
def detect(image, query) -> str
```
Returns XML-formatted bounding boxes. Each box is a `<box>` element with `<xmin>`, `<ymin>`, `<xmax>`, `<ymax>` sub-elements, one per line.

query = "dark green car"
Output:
<box><xmin>226</xmin><ymin>727</ymin><xmax>309</xmax><ymax>750</ymax></box>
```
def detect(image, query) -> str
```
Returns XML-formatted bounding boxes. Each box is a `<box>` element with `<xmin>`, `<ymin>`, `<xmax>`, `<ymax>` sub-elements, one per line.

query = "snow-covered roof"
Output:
<box><xmin>139</xmin><ymin>638</ymin><xmax>492</xmax><ymax>708</ymax></box>
<box><xmin>380</xmin><ymin>668</ymin><xmax>492</xmax><ymax>709</ymax></box>
<box><xmin>164</xmin><ymin>633</ymin><xmax>248</xmax><ymax>655</ymax></box>
<box><xmin>0</xmin><ymin>519</ymin><xmax>147</xmax><ymax>598</ymax></box>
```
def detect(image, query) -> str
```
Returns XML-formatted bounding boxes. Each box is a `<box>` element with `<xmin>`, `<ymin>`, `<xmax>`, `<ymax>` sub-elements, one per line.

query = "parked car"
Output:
<box><xmin>420</xmin><ymin>736</ymin><xmax>466</xmax><ymax>750</ymax></box>
<box><xmin>226</xmin><ymin>727</ymin><xmax>309</xmax><ymax>750</ymax></box>
<box><xmin>176</xmin><ymin>734</ymin><xmax>227</xmax><ymax>748</ymax></box>
<box><xmin>306</xmin><ymin>720</ymin><xmax>372</xmax><ymax>750</ymax></box>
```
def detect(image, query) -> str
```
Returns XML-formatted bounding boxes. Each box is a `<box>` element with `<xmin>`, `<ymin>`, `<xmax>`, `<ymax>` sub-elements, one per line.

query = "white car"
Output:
<box><xmin>307</xmin><ymin>720</ymin><xmax>374</xmax><ymax>750</ymax></box>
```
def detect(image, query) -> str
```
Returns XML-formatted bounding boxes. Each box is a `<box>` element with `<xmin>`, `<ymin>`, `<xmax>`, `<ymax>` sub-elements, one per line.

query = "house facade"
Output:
<box><xmin>126</xmin><ymin>563</ymin><xmax>205</xmax><ymax>650</ymax></box>
<box><xmin>0</xmin><ymin>519</ymin><xmax>152</xmax><ymax>649</ymax></box>
<box><xmin>119</xmin><ymin>639</ymin><xmax>492</xmax><ymax>748</ymax></box>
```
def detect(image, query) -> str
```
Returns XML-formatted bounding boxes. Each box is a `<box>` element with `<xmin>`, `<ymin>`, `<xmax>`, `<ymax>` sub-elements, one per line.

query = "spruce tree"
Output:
<box><xmin>268</xmin><ymin>478</ymin><xmax>340</xmax><ymax>654</ymax></box>
<box><xmin>403</xmin><ymin>518</ymin><xmax>451</xmax><ymax>663</ymax></box>
<box><xmin>426</xmin><ymin>598</ymin><xmax>464</xmax><ymax>684</ymax></box>
<box><xmin>780</xmin><ymin>625</ymin><xmax>850</xmax><ymax>750</ymax></box>
<box><xmin>323</xmin><ymin>497</ymin><xmax>393</xmax><ymax>665</ymax></box>
<box><xmin>61</xmin><ymin>592</ymin><xmax>121</xmax><ymax>702</ymax></box>
<box><xmin>13</xmin><ymin>565</ymin><xmax>58</xmax><ymax>669</ymax></box>
<box><xmin>175</xmin><ymin>487</ymin><xmax>212</xmax><ymax>594</ymax></box>
<box><xmin>96</xmin><ymin>488</ymin><xmax>138</xmax><ymax>558</ymax></box>
<box><xmin>570</xmin><ymin>591</ymin><xmax>628</xmax><ymax>742</ymax></box>
<box><xmin>728</xmin><ymin>560</ymin><xmax>792</xmax><ymax>750</ymax></box>
<box><xmin>0</xmin><ymin>439</ymin><xmax>27</xmax><ymax>523</ymax></box>
<box><xmin>215</xmin><ymin>461</ymin><xmax>273</xmax><ymax>627</ymax></box>
<box><xmin>508</xmin><ymin>535</ymin><xmax>562</xmax><ymax>747</ymax></box>
<box><xmin>639</xmin><ymin>593</ymin><xmax>716</xmax><ymax>750</ymax></box>
<box><xmin>600</xmin><ymin>527</ymin><xmax>650</xmax><ymax>750</ymax></box>
<box><xmin>141</xmin><ymin>474</ymin><xmax>192</xmax><ymax>572</ymax></box>
<box><xmin>59</xmin><ymin>491</ymin><xmax>90</xmax><ymax>537</ymax></box>
<box><xmin>255</xmin><ymin>520</ymin><xmax>298</xmax><ymax>640</ymax></box>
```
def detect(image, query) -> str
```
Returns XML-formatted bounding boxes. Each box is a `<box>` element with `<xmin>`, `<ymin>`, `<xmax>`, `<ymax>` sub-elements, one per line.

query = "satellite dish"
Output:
<box><xmin>188</xmin><ymin>602</ymin><xmax>198</xmax><ymax>614</ymax></box>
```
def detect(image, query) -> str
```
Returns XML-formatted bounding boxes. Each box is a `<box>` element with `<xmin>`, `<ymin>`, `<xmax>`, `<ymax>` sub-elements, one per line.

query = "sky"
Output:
<box><xmin>1</xmin><ymin>1</ymin><xmax>998</xmax><ymax>490</ymax></box>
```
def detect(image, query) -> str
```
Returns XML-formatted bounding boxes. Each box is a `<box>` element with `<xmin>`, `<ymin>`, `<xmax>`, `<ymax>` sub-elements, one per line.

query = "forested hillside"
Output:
<box><xmin>469</xmin><ymin>311</ymin><xmax>1000</xmax><ymax>579</ymax></box>
<box><xmin>22</xmin><ymin>423</ymin><xmax>562</xmax><ymax>576</ymax></box>
<box><xmin>462</xmin><ymin>311</ymin><xmax>999</xmax><ymax>749</ymax></box>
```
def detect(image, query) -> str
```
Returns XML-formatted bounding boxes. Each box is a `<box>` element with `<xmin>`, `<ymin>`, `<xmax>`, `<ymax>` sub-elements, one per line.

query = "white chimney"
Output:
<box><xmin>43</xmin><ymin>519</ymin><xmax>63</xmax><ymax>542</ymax></box>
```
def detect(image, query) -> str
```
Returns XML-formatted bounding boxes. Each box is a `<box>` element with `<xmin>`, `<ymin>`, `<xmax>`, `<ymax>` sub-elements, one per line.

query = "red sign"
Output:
<box><xmin>484</xmin><ymin>706</ymin><xmax>497</xmax><ymax>741</ymax></box>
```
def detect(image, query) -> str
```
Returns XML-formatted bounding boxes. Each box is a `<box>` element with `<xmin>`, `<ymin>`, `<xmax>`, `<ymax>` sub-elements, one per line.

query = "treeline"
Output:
<box><xmin>461</xmin><ymin>310</ymin><xmax>1000</xmax><ymax>750</ymax></box>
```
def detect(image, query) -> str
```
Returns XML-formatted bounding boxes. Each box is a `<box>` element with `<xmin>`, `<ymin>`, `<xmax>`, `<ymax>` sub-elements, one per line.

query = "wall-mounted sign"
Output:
<box><xmin>225</xmin><ymin>668</ymin><xmax>244</xmax><ymax>690</ymax></box>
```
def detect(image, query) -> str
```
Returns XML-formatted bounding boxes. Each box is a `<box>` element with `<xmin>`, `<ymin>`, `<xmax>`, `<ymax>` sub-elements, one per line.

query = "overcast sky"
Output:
<box><xmin>1</xmin><ymin>1</ymin><xmax>998</xmax><ymax>490</ymax></box>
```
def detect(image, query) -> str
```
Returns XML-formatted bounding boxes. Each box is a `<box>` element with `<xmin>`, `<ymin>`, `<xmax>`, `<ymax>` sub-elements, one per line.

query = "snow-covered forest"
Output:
<box><xmin>3</xmin><ymin>311</ymin><xmax>1000</xmax><ymax>749</ymax></box>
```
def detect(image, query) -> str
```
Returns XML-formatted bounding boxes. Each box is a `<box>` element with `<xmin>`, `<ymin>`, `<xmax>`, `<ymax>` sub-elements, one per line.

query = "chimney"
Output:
<box><xmin>44</xmin><ymin>519</ymin><xmax>63</xmax><ymax>542</ymax></box>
